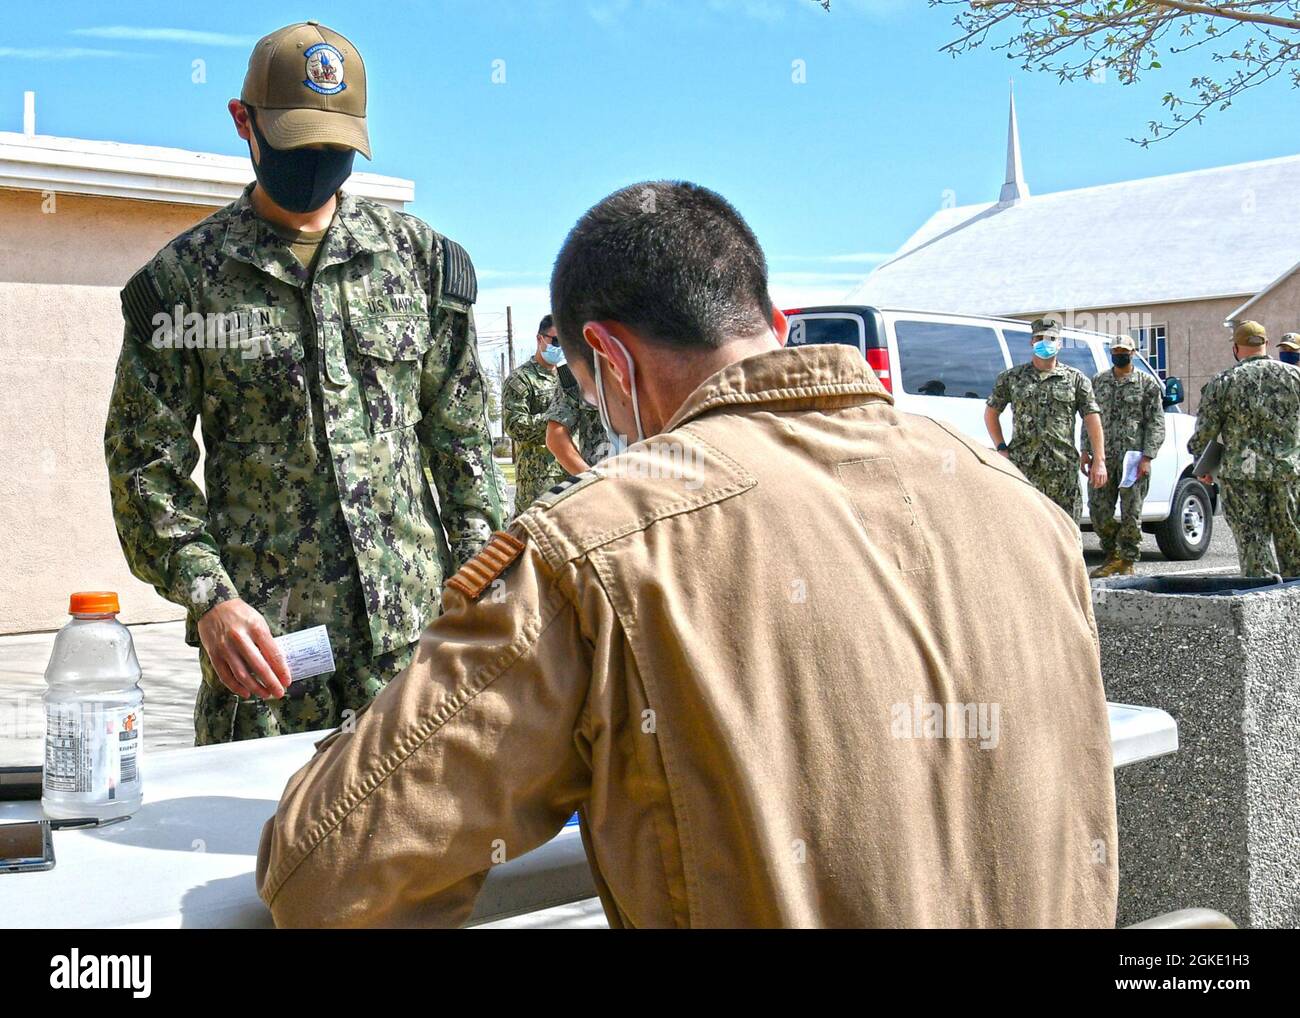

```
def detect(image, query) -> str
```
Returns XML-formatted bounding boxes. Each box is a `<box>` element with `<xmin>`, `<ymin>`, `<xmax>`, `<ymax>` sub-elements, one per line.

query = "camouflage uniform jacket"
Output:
<box><xmin>1189</xmin><ymin>354</ymin><xmax>1300</xmax><ymax>481</ymax></box>
<box><xmin>545</xmin><ymin>370</ymin><xmax>607</xmax><ymax>465</ymax></box>
<box><xmin>503</xmin><ymin>358</ymin><xmax>565</xmax><ymax>509</ymax></box>
<box><xmin>987</xmin><ymin>361</ymin><xmax>1100</xmax><ymax>474</ymax></box>
<box><xmin>1083</xmin><ymin>368</ymin><xmax>1166</xmax><ymax>461</ymax></box>
<box><xmin>104</xmin><ymin>184</ymin><xmax>504</xmax><ymax>656</ymax></box>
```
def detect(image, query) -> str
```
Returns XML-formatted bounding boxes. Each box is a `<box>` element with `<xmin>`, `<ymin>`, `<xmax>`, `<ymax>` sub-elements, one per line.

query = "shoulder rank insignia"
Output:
<box><xmin>533</xmin><ymin>471</ymin><xmax>601</xmax><ymax>511</ymax></box>
<box><xmin>446</xmin><ymin>530</ymin><xmax>525</xmax><ymax>600</ymax></box>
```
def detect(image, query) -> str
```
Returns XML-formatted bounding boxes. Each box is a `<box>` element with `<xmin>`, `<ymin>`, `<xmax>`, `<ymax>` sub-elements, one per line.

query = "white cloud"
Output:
<box><xmin>71</xmin><ymin>26</ymin><xmax>256</xmax><ymax>47</ymax></box>
<box><xmin>770</xmin><ymin>280</ymin><xmax>863</xmax><ymax>309</ymax></box>
<box><xmin>0</xmin><ymin>46</ymin><xmax>141</xmax><ymax>59</ymax></box>
<box><xmin>775</xmin><ymin>252</ymin><xmax>891</xmax><ymax>264</ymax></box>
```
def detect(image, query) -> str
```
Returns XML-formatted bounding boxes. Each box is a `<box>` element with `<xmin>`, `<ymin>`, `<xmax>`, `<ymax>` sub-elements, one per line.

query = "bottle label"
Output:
<box><xmin>44</xmin><ymin>703</ymin><xmax>142</xmax><ymax>799</ymax></box>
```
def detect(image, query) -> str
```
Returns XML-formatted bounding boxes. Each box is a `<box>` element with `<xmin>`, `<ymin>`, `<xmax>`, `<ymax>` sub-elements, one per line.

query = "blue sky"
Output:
<box><xmin>2</xmin><ymin>0</ymin><xmax>1296</xmax><ymax>362</ymax></box>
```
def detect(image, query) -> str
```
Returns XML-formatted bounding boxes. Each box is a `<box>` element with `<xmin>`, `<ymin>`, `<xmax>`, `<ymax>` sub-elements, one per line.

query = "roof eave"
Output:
<box><xmin>0</xmin><ymin>130</ymin><xmax>414</xmax><ymax>209</ymax></box>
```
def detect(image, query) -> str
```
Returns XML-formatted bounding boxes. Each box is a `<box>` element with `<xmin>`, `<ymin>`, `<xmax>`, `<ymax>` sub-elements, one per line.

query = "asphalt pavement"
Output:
<box><xmin>1081</xmin><ymin>510</ymin><xmax>1238</xmax><ymax>577</ymax></box>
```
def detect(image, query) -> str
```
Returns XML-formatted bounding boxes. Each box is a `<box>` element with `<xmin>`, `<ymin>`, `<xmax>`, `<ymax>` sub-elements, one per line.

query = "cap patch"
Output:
<box><xmin>446</xmin><ymin>531</ymin><xmax>525</xmax><ymax>600</ymax></box>
<box><xmin>303</xmin><ymin>43</ymin><xmax>346</xmax><ymax>95</ymax></box>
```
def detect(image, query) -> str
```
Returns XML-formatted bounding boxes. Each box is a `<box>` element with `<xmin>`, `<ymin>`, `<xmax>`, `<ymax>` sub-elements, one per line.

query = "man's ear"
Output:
<box><xmin>582</xmin><ymin>321</ymin><xmax>635</xmax><ymax>396</ymax></box>
<box><xmin>772</xmin><ymin>306</ymin><xmax>789</xmax><ymax>347</ymax></box>
<box><xmin>229</xmin><ymin>99</ymin><xmax>252</xmax><ymax>143</ymax></box>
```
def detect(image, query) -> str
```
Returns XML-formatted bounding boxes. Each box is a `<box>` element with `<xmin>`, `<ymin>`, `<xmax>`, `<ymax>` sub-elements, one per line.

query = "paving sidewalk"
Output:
<box><xmin>0</xmin><ymin>468</ymin><xmax>521</xmax><ymax>767</ymax></box>
<box><xmin>0</xmin><ymin>619</ymin><xmax>199</xmax><ymax>766</ymax></box>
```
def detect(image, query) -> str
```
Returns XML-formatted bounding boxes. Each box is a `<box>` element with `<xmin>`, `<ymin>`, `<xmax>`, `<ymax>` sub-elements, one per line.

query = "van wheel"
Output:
<box><xmin>1154</xmin><ymin>478</ymin><xmax>1213</xmax><ymax>560</ymax></box>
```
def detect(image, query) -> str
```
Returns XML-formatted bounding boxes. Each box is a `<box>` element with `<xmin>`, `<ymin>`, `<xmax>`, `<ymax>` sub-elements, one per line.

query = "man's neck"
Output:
<box><xmin>533</xmin><ymin>352</ymin><xmax>554</xmax><ymax>371</ymax></box>
<box><xmin>643</xmin><ymin>332</ymin><xmax>781</xmax><ymax>433</ymax></box>
<box><xmin>251</xmin><ymin>184</ymin><xmax>337</xmax><ymax>234</ymax></box>
<box><xmin>1113</xmin><ymin>364</ymin><xmax>1134</xmax><ymax>378</ymax></box>
<box><xmin>1030</xmin><ymin>355</ymin><xmax>1057</xmax><ymax>372</ymax></box>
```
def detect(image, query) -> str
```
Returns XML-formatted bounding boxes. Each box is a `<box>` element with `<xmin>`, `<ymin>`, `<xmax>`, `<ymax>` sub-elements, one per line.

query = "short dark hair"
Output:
<box><xmin>550</xmin><ymin>181</ymin><xmax>773</xmax><ymax>371</ymax></box>
<box><xmin>537</xmin><ymin>314</ymin><xmax>554</xmax><ymax>335</ymax></box>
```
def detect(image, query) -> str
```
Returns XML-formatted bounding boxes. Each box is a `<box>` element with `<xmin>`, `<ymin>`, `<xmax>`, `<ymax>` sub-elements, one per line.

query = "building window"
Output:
<box><xmin>1133</xmin><ymin>324</ymin><xmax>1168</xmax><ymax>379</ymax></box>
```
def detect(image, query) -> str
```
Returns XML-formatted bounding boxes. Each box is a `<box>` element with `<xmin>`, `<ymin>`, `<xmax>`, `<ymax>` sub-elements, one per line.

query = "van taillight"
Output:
<box><xmin>865</xmin><ymin>348</ymin><xmax>892</xmax><ymax>393</ymax></box>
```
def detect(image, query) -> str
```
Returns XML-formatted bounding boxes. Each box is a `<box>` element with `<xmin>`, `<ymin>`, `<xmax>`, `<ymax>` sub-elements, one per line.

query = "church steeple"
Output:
<box><xmin>999</xmin><ymin>80</ymin><xmax>1030</xmax><ymax>205</ymax></box>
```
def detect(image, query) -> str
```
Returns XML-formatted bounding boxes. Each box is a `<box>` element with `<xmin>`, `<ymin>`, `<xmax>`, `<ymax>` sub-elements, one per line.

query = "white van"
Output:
<box><xmin>784</xmin><ymin>305</ymin><xmax>1213</xmax><ymax>560</ymax></box>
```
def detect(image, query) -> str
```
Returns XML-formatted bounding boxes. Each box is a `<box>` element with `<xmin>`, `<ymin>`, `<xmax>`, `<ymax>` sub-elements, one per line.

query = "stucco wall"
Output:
<box><xmin>0</xmin><ymin>187</ymin><xmax>209</xmax><ymax>634</ymax></box>
<box><xmin>1014</xmin><ymin>282</ymin><xmax>1300</xmax><ymax>414</ymax></box>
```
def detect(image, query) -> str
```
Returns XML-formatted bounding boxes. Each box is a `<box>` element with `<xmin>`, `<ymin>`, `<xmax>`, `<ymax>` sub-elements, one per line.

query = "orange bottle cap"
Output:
<box><xmin>69</xmin><ymin>591</ymin><xmax>120</xmax><ymax>615</ymax></box>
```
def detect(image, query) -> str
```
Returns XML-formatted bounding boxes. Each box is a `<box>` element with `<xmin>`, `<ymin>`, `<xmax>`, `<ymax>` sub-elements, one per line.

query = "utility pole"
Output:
<box><xmin>506</xmin><ymin>305</ymin><xmax>515</xmax><ymax>373</ymax></box>
<box><xmin>504</xmin><ymin>309</ymin><xmax>515</xmax><ymax>463</ymax></box>
<box><xmin>498</xmin><ymin>350</ymin><xmax>507</xmax><ymax>443</ymax></box>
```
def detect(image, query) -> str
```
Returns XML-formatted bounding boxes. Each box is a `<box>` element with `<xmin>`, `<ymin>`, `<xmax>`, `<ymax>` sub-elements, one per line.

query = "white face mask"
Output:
<box><xmin>592</xmin><ymin>333</ymin><xmax>645</xmax><ymax>456</ymax></box>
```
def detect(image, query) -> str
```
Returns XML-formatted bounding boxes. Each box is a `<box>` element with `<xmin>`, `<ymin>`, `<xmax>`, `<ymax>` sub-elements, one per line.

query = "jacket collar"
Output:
<box><xmin>664</xmin><ymin>344</ymin><xmax>892</xmax><ymax>433</ymax></box>
<box><xmin>220</xmin><ymin>184</ymin><xmax>388</xmax><ymax>288</ymax></box>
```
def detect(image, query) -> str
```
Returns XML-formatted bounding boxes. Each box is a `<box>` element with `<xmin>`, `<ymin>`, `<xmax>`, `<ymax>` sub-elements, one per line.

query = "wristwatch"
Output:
<box><xmin>996</xmin><ymin>442</ymin><xmax>1009</xmax><ymax>452</ymax></box>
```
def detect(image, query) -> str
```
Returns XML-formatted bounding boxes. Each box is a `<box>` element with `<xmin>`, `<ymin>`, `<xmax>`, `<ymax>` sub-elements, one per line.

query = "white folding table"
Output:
<box><xmin>0</xmin><ymin>701</ymin><xmax>1177</xmax><ymax>928</ymax></box>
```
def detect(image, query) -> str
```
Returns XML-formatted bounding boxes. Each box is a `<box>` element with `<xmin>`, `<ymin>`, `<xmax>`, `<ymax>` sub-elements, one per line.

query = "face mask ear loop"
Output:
<box><xmin>605</xmin><ymin>333</ymin><xmax>645</xmax><ymax>443</ymax></box>
<box><xmin>593</xmin><ymin>351</ymin><xmax>619</xmax><ymax>446</ymax></box>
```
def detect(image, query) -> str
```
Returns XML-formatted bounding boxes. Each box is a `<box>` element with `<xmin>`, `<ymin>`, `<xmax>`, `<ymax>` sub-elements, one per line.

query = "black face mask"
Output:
<box><xmin>247</xmin><ymin>108</ymin><xmax>355</xmax><ymax>214</ymax></box>
<box><xmin>1111</xmin><ymin>353</ymin><xmax>1132</xmax><ymax>368</ymax></box>
<box><xmin>1281</xmin><ymin>351</ymin><xmax>1300</xmax><ymax>365</ymax></box>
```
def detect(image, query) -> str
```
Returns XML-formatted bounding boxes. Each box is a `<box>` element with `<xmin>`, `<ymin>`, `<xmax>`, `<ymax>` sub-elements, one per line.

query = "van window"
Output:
<box><xmin>788</xmin><ymin>315</ymin><xmax>862</xmax><ymax>351</ymax></box>
<box><xmin>1006</xmin><ymin>330</ymin><xmax>1099</xmax><ymax>376</ymax></box>
<box><xmin>894</xmin><ymin>320</ymin><xmax>1005</xmax><ymax>399</ymax></box>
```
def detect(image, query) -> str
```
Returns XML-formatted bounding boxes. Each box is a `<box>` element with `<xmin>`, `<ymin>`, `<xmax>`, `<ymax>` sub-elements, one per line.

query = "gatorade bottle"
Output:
<box><xmin>41</xmin><ymin>592</ymin><xmax>144</xmax><ymax>820</ymax></box>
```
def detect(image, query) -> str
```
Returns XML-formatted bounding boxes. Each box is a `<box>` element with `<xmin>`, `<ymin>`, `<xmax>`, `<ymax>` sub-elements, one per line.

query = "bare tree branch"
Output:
<box><xmin>919</xmin><ymin>1</ymin><xmax>1300</xmax><ymax>142</ymax></box>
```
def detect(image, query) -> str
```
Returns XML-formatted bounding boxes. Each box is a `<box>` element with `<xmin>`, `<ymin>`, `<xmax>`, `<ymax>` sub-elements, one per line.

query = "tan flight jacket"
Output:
<box><xmin>256</xmin><ymin>344</ymin><xmax>1118</xmax><ymax>928</ymax></box>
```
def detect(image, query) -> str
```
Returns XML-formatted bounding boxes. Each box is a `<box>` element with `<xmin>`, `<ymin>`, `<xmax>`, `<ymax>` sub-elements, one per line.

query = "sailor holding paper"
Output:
<box><xmin>1084</xmin><ymin>335</ymin><xmax>1165</xmax><ymax>578</ymax></box>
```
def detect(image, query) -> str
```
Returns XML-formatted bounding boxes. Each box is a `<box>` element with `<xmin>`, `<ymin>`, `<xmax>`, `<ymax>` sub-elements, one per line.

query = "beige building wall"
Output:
<box><xmin>1012</xmin><ymin>281</ymin><xmax>1300</xmax><ymax>415</ymax></box>
<box><xmin>0</xmin><ymin>187</ymin><xmax>209</xmax><ymax>634</ymax></box>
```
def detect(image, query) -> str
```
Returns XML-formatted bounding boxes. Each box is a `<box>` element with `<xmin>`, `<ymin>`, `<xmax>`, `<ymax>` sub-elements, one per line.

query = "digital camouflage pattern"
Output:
<box><xmin>988</xmin><ymin>361</ymin><xmax>1101</xmax><ymax>522</ymax></box>
<box><xmin>193</xmin><ymin>584</ymin><xmax>415</xmax><ymax>744</ymax></box>
<box><xmin>1218</xmin><ymin>478</ymin><xmax>1300</xmax><ymax>576</ymax></box>
<box><xmin>503</xmin><ymin>358</ymin><xmax>566</xmax><ymax>516</ymax></box>
<box><xmin>545</xmin><ymin>370</ymin><xmax>608</xmax><ymax>467</ymax></box>
<box><xmin>1188</xmin><ymin>354</ymin><xmax>1300</xmax><ymax>481</ymax></box>
<box><xmin>1084</xmin><ymin>367</ymin><xmax>1167</xmax><ymax>562</ymax></box>
<box><xmin>1189</xmin><ymin>353</ymin><xmax>1300</xmax><ymax>575</ymax></box>
<box><xmin>105</xmin><ymin>183</ymin><xmax>504</xmax><ymax>740</ymax></box>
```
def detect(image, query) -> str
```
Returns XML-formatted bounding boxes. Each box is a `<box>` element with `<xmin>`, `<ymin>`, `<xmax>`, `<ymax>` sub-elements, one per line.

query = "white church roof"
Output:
<box><xmin>847</xmin><ymin>144</ymin><xmax>1300</xmax><ymax>318</ymax></box>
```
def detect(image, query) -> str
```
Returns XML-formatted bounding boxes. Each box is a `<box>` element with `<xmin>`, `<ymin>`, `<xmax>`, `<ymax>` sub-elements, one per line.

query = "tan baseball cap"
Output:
<box><xmin>1112</xmin><ymin>334</ymin><xmax>1137</xmax><ymax>353</ymax></box>
<box><xmin>241</xmin><ymin>21</ymin><xmax>370</xmax><ymax>159</ymax></box>
<box><xmin>1030</xmin><ymin>317</ymin><xmax>1060</xmax><ymax>339</ymax></box>
<box><xmin>1279</xmin><ymin>333</ymin><xmax>1300</xmax><ymax>352</ymax></box>
<box><xmin>1233</xmin><ymin>320</ymin><xmax>1267</xmax><ymax>346</ymax></box>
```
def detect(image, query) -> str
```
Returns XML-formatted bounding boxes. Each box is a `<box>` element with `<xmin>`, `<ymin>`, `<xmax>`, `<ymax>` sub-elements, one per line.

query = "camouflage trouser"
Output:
<box><xmin>511</xmin><ymin>445</ymin><xmax>565</xmax><ymax>522</ymax></box>
<box><xmin>193</xmin><ymin>638</ymin><xmax>416</xmax><ymax>745</ymax></box>
<box><xmin>1220</xmin><ymin>477</ymin><xmax>1300</xmax><ymax>578</ymax></box>
<box><xmin>1017</xmin><ymin>459</ymin><xmax>1081</xmax><ymax>524</ymax></box>
<box><xmin>1088</xmin><ymin>456</ymin><xmax>1149</xmax><ymax>562</ymax></box>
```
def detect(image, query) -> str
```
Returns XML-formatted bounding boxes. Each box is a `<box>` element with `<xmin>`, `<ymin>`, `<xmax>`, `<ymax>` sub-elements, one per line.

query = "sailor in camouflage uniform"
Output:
<box><xmin>985</xmin><ymin>319</ymin><xmax>1107</xmax><ymax>524</ymax></box>
<box><xmin>503</xmin><ymin>315</ymin><xmax>567</xmax><ymax>517</ymax></box>
<box><xmin>104</xmin><ymin>22</ymin><xmax>502</xmax><ymax>744</ymax></box>
<box><xmin>1084</xmin><ymin>334</ymin><xmax>1166</xmax><ymax>577</ymax></box>
<box><xmin>1189</xmin><ymin>321</ymin><xmax>1300</xmax><ymax>577</ymax></box>
<box><xmin>545</xmin><ymin>362</ymin><xmax>610</xmax><ymax>476</ymax></box>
